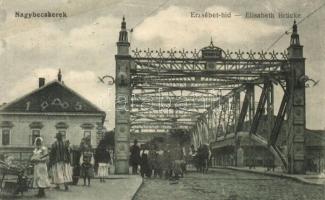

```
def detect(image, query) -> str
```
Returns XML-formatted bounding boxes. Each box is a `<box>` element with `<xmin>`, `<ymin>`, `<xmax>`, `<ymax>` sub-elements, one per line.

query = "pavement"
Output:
<box><xmin>213</xmin><ymin>166</ymin><xmax>325</xmax><ymax>185</ymax></box>
<box><xmin>1</xmin><ymin>174</ymin><xmax>143</xmax><ymax>200</ymax></box>
<box><xmin>2</xmin><ymin>165</ymin><xmax>324</xmax><ymax>199</ymax></box>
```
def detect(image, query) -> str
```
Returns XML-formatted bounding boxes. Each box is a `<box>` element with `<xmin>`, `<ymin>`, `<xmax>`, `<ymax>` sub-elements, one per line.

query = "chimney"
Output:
<box><xmin>39</xmin><ymin>78</ymin><xmax>45</xmax><ymax>88</ymax></box>
<box><xmin>58</xmin><ymin>69</ymin><xmax>62</xmax><ymax>82</ymax></box>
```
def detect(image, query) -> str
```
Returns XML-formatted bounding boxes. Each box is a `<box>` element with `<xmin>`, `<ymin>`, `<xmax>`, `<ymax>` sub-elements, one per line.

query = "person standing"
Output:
<box><xmin>80</xmin><ymin>136</ymin><xmax>94</xmax><ymax>186</ymax></box>
<box><xmin>147</xmin><ymin>144</ymin><xmax>156</xmax><ymax>178</ymax></box>
<box><xmin>130</xmin><ymin>139</ymin><xmax>141</xmax><ymax>175</ymax></box>
<box><xmin>155</xmin><ymin>147</ymin><xmax>164</xmax><ymax>178</ymax></box>
<box><xmin>64</xmin><ymin>140</ymin><xmax>73</xmax><ymax>182</ymax></box>
<box><xmin>95</xmin><ymin>140</ymin><xmax>111</xmax><ymax>182</ymax></box>
<box><xmin>49</xmin><ymin>132</ymin><xmax>71</xmax><ymax>191</ymax></box>
<box><xmin>163</xmin><ymin>148</ymin><xmax>172</xmax><ymax>179</ymax></box>
<box><xmin>71</xmin><ymin>145</ymin><xmax>81</xmax><ymax>185</ymax></box>
<box><xmin>170</xmin><ymin>143</ymin><xmax>183</xmax><ymax>180</ymax></box>
<box><xmin>201</xmin><ymin>144</ymin><xmax>211</xmax><ymax>173</ymax></box>
<box><xmin>140</xmin><ymin>144</ymin><xmax>150</xmax><ymax>178</ymax></box>
<box><xmin>31</xmin><ymin>137</ymin><xmax>51</xmax><ymax>198</ymax></box>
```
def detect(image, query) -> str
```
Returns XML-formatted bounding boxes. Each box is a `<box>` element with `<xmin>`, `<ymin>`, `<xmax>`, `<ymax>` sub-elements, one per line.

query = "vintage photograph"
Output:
<box><xmin>0</xmin><ymin>0</ymin><xmax>324</xmax><ymax>199</ymax></box>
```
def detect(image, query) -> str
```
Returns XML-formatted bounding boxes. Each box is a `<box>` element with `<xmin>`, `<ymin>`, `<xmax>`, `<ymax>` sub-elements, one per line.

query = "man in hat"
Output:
<box><xmin>130</xmin><ymin>139</ymin><xmax>141</xmax><ymax>174</ymax></box>
<box><xmin>49</xmin><ymin>132</ymin><xmax>72</xmax><ymax>190</ymax></box>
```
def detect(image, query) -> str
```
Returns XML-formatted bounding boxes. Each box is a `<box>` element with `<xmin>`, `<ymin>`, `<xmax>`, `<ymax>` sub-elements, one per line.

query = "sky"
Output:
<box><xmin>0</xmin><ymin>0</ymin><xmax>324</xmax><ymax>130</ymax></box>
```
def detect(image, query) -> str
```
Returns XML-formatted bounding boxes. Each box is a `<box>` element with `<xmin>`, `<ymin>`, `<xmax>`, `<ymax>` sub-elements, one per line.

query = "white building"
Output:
<box><xmin>0</xmin><ymin>74</ymin><xmax>106</xmax><ymax>161</ymax></box>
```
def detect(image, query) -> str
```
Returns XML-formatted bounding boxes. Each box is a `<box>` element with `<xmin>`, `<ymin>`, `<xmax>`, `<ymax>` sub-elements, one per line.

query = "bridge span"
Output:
<box><xmin>114</xmin><ymin>17</ymin><xmax>311</xmax><ymax>175</ymax></box>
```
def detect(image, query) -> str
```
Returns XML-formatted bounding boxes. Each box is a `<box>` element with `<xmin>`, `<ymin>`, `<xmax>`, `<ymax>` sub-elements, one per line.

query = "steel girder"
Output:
<box><xmin>130</xmin><ymin>48</ymin><xmax>288</xmax><ymax>133</ymax></box>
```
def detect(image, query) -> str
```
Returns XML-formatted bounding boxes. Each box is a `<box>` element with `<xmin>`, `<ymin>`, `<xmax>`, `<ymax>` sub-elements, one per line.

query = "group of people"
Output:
<box><xmin>130</xmin><ymin>140</ymin><xmax>186</xmax><ymax>181</ymax></box>
<box><xmin>31</xmin><ymin>135</ymin><xmax>210</xmax><ymax>197</ymax></box>
<box><xmin>31</xmin><ymin>132</ymin><xmax>111</xmax><ymax>198</ymax></box>
<box><xmin>31</xmin><ymin>132</ymin><xmax>72</xmax><ymax>197</ymax></box>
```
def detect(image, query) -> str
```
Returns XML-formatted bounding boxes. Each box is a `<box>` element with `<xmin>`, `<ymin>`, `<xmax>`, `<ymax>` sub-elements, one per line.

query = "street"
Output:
<box><xmin>134</xmin><ymin>168</ymin><xmax>325</xmax><ymax>200</ymax></box>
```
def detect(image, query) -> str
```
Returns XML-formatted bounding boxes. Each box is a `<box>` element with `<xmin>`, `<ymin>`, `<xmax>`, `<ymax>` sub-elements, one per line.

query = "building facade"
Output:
<box><xmin>0</xmin><ymin>75</ymin><xmax>106</xmax><ymax>162</ymax></box>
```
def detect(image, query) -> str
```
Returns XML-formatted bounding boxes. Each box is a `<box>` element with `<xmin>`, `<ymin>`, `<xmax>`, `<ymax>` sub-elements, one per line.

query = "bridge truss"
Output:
<box><xmin>114</xmin><ymin>18</ymin><xmax>307</xmax><ymax>174</ymax></box>
<box><xmin>130</xmin><ymin>43</ymin><xmax>291</xmax><ymax>168</ymax></box>
<box><xmin>130</xmin><ymin>45</ymin><xmax>288</xmax><ymax>134</ymax></box>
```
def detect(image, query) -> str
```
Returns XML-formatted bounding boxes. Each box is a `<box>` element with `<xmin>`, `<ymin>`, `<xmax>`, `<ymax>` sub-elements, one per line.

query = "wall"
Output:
<box><xmin>0</xmin><ymin>113</ymin><xmax>103</xmax><ymax>149</ymax></box>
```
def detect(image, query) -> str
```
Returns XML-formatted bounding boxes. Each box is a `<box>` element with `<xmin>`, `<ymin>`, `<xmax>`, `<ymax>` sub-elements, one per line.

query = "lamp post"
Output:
<box><xmin>98</xmin><ymin>75</ymin><xmax>115</xmax><ymax>86</ymax></box>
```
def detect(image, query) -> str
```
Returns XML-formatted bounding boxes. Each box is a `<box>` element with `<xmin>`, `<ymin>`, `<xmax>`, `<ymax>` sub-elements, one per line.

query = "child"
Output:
<box><xmin>80</xmin><ymin>136</ymin><xmax>94</xmax><ymax>186</ymax></box>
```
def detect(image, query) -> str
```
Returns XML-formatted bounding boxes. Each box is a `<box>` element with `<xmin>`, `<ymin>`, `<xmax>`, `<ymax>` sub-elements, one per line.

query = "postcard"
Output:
<box><xmin>0</xmin><ymin>1</ymin><xmax>324</xmax><ymax>199</ymax></box>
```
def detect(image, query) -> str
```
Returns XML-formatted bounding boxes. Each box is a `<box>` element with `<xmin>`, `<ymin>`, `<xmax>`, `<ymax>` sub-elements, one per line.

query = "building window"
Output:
<box><xmin>83</xmin><ymin>130</ymin><xmax>91</xmax><ymax>144</ymax></box>
<box><xmin>58</xmin><ymin>130</ymin><xmax>66</xmax><ymax>140</ymax></box>
<box><xmin>29</xmin><ymin>122</ymin><xmax>43</xmax><ymax>145</ymax></box>
<box><xmin>84</xmin><ymin>130</ymin><xmax>91</xmax><ymax>137</ymax></box>
<box><xmin>0</xmin><ymin>121</ymin><xmax>13</xmax><ymax>146</ymax></box>
<box><xmin>2</xmin><ymin>129</ymin><xmax>11</xmax><ymax>145</ymax></box>
<box><xmin>30</xmin><ymin>129</ymin><xmax>41</xmax><ymax>145</ymax></box>
<box><xmin>81</xmin><ymin>123</ymin><xmax>94</xmax><ymax>145</ymax></box>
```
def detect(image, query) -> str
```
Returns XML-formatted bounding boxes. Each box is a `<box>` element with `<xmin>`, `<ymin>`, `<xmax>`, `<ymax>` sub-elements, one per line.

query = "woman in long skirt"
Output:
<box><xmin>49</xmin><ymin>132</ymin><xmax>72</xmax><ymax>190</ymax></box>
<box><xmin>95</xmin><ymin>140</ymin><xmax>111</xmax><ymax>182</ymax></box>
<box><xmin>31</xmin><ymin>137</ymin><xmax>51</xmax><ymax>198</ymax></box>
<box><xmin>64</xmin><ymin>140</ymin><xmax>73</xmax><ymax>182</ymax></box>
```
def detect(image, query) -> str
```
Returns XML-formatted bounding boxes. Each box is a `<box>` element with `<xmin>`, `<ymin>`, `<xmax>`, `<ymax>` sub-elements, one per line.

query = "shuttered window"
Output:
<box><xmin>2</xmin><ymin>129</ymin><xmax>10</xmax><ymax>145</ymax></box>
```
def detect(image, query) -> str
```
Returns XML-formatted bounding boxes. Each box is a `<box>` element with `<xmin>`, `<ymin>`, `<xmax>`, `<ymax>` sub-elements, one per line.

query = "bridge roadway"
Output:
<box><xmin>134</xmin><ymin>168</ymin><xmax>324</xmax><ymax>200</ymax></box>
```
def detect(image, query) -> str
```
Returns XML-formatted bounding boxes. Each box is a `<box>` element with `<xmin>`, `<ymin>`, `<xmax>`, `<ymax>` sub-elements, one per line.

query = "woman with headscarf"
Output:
<box><xmin>31</xmin><ymin>137</ymin><xmax>51</xmax><ymax>198</ymax></box>
<box><xmin>49</xmin><ymin>132</ymin><xmax>72</xmax><ymax>190</ymax></box>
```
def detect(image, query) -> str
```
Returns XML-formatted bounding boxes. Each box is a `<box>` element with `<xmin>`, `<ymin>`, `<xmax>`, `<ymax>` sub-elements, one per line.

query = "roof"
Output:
<box><xmin>0</xmin><ymin>80</ymin><xmax>106</xmax><ymax>117</ymax></box>
<box><xmin>201</xmin><ymin>40</ymin><xmax>224</xmax><ymax>51</ymax></box>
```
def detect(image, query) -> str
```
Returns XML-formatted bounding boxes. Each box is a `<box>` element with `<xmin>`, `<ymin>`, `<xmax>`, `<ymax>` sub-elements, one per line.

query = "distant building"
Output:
<box><xmin>305</xmin><ymin>129</ymin><xmax>325</xmax><ymax>173</ymax></box>
<box><xmin>0</xmin><ymin>71</ymin><xmax>106</xmax><ymax>162</ymax></box>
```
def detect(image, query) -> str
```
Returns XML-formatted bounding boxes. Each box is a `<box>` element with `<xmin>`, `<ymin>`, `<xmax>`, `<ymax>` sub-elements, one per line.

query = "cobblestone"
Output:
<box><xmin>134</xmin><ymin>169</ymin><xmax>325</xmax><ymax>200</ymax></box>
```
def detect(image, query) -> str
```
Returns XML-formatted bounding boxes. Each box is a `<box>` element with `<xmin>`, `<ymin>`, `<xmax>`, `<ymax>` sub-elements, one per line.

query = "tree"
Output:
<box><xmin>101</xmin><ymin>130</ymin><xmax>115</xmax><ymax>149</ymax></box>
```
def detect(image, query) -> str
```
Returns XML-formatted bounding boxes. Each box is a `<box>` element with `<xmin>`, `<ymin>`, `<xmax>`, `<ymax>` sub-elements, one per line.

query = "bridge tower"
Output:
<box><xmin>115</xmin><ymin>17</ymin><xmax>131</xmax><ymax>174</ymax></box>
<box><xmin>287</xmin><ymin>21</ymin><xmax>306</xmax><ymax>174</ymax></box>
